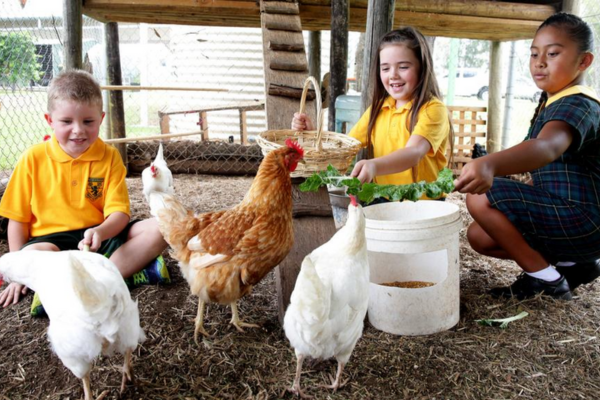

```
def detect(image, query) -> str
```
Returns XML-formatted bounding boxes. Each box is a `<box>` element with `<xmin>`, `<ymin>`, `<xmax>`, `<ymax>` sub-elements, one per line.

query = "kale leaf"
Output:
<box><xmin>299</xmin><ymin>165</ymin><xmax>455</xmax><ymax>204</ymax></box>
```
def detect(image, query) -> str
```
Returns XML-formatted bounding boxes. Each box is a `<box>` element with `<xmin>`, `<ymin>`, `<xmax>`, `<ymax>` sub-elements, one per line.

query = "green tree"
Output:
<box><xmin>458</xmin><ymin>39</ymin><xmax>490</xmax><ymax>69</ymax></box>
<box><xmin>0</xmin><ymin>32</ymin><xmax>42</xmax><ymax>88</ymax></box>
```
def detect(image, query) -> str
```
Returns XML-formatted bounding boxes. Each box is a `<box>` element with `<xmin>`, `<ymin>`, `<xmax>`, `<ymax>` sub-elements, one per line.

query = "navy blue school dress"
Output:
<box><xmin>486</xmin><ymin>86</ymin><xmax>600</xmax><ymax>263</ymax></box>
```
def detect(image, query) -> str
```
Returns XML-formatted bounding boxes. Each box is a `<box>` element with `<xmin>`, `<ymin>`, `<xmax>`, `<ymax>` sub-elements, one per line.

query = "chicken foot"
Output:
<box><xmin>288</xmin><ymin>354</ymin><xmax>312</xmax><ymax>399</ymax></box>
<box><xmin>81</xmin><ymin>373</ymin><xmax>109</xmax><ymax>400</ymax></box>
<box><xmin>194</xmin><ymin>299</ymin><xmax>210</xmax><ymax>344</ymax></box>
<box><xmin>120</xmin><ymin>348</ymin><xmax>134</xmax><ymax>394</ymax></box>
<box><xmin>230</xmin><ymin>302</ymin><xmax>259</xmax><ymax>332</ymax></box>
<box><xmin>319</xmin><ymin>361</ymin><xmax>348</xmax><ymax>392</ymax></box>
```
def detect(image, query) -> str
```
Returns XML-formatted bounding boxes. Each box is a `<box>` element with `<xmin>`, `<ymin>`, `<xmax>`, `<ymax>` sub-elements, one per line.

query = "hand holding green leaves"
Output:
<box><xmin>299</xmin><ymin>165</ymin><xmax>455</xmax><ymax>204</ymax></box>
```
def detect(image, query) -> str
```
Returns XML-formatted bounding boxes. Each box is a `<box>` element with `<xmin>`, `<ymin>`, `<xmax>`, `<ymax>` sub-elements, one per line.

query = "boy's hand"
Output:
<box><xmin>292</xmin><ymin>112</ymin><xmax>314</xmax><ymax>131</ymax></box>
<box><xmin>79</xmin><ymin>228</ymin><xmax>103</xmax><ymax>252</ymax></box>
<box><xmin>454</xmin><ymin>158</ymin><xmax>495</xmax><ymax>194</ymax></box>
<box><xmin>0</xmin><ymin>282</ymin><xmax>28</xmax><ymax>307</ymax></box>
<box><xmin>351</xmin><ymin>159</ymin><xmax>377</xmax><ymax>184</ymax></box>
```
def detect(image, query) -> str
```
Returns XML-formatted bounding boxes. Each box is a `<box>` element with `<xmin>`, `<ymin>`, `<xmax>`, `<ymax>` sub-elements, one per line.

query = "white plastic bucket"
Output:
<box><xmin>363</xmin><ymin>201</ymin><xmax>462</xmax><ymax>336</ymax></box>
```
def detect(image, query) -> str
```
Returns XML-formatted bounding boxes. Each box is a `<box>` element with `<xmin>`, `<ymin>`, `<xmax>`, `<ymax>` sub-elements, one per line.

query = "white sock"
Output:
<box><xmin>526</xmin><ymin>266</ymin><xmax>561</xmax><ymax>282</ymax></box>
<box><xmin>555</xmin><ymin>261</ymin><xmax>576</xmax><ymax>267</ymax></box>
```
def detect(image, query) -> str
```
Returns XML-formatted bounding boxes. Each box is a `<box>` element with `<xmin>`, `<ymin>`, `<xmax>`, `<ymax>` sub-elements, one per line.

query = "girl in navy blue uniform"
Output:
<box><xmin>455</xmin><ymin>13</ymin><xmax>600</xmax><ymax>300</ymax></box>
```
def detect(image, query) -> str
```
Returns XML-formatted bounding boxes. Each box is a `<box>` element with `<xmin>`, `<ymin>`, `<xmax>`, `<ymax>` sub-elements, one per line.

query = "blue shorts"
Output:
<box><xmin>486</xmin><ymin>178</ymin><xmax>600</xmax><ymax>263</ymax></box>
<box><xmin>23</xmin><ymin>220</ymin><xmax>139</xmax><ymax>257</ymax></box>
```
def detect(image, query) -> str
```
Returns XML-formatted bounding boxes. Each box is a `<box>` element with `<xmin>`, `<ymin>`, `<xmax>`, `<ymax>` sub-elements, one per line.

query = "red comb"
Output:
<box><xmin>349</xmin><ymin>194</ymin><xmax>358</xmax><ymax>207</ymax></box>
<box><xmin>285</xmin><ymin>138</ymin><xmax>304</xmax><ymax>157</ymax></box>
<box><xmin>43</xmin><ymin>134</ymin><xmax>51</xmax><ymax>141</ymax></box>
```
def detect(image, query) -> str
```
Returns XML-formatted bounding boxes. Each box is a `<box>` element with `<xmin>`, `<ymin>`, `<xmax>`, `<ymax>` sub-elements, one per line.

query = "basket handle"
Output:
<box><xmin>298</xmin><ymin>76</ymin><xmax>324</xmax><ymax>151</ymax></box>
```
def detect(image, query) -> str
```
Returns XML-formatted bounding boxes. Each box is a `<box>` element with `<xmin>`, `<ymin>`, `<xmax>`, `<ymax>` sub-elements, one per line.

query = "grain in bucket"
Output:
<box><xmin>363</xmin><ymin>201</ymin><xmax>462</xmax><ymax>336</ymax></box>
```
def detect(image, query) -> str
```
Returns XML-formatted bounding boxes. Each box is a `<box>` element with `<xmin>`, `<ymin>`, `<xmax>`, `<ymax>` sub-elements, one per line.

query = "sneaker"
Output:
<box><xmin>125</xmin><ymin>255</ymin><xmax>170</xmax><ymax>289</ymax></box>
<box><xmin>489</xmin><ymin>273</ymin><xmax>572</xmax><ymax>300</ymax></box>
<box><xmin>556</xmin><ymin>260</ymin><xmax>600</xmax><ymax>291</ymax></box>
<box><xmin>30</xmin><ymin>292</ymin><xmax>48</xmax><ymax>318</ymax></box>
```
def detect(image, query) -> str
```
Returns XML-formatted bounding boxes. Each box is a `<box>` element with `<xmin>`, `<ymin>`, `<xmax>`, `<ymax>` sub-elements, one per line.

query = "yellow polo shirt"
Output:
<box><xmin>0</xmin><ymin>136</ymin><xmax>130</xmax><ymax>237</ymax></box>
<box><xmin>349</xmin><ymin>96</ymin><xmax>449</xmax><ymax>186</ymax></box>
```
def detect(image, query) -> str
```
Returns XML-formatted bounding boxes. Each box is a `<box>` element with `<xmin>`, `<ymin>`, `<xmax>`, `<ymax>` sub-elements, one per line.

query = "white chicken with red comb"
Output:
<box><xmin>142</xmin><ymin>143</ymin><xmax>174</xmax><ymax>216</ymax></box>
<box><xmin>283</xmin><ymin>194</ymin><xmax>370</xmax><ymax>398</ymax></box>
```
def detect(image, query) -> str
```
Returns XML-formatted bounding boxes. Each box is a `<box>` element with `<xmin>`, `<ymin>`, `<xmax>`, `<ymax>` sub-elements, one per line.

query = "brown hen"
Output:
<box><xmin>152</xmin><ymin>139</ymin><xmax>304</xmax><ymax>343</ymax></box>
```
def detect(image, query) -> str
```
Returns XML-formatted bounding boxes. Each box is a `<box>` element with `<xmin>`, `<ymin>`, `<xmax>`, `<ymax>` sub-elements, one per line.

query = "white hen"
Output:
<box><xmin>283</xmin><ymin>195</ymin><xmax>369</xmax><ymax>398</ymax></box>
<box><xmin>142</xmin><ymin>143</ymin><xmax>174</xmax><ymax>216</ymax></box>
<box><xmin>0</xmin><ymin>250</ymin><xmax>146</xmax><ymax>400</ymax></box>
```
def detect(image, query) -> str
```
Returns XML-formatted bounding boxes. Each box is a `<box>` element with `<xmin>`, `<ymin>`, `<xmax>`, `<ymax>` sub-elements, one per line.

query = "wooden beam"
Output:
<box><xmin>307</xmin><ymin>31</ymin><xmax>321</xmax><ymax>80</ymax></box>
<box><xmin>329</xmin><ymin>0</ymin><xmax>349</xmax><ymax>130</ymax></box>
<box><xmin>83</xmin><ymin>0</ymin><xmax>555</xmax><ymax>41</ymax></box>
<box><xmin>361</xmin><ymin>0</ymin><xmax>395</xmax><ymax>114</ymax></box>
<box><xmin>487</xmin><ymin>41</ymin><xmax>503</xmax><ymax>154</ymax></box>
<box><xmin>64</xmin><ymin>0</ymin><xmax>83</xmax><ymax>70</ymax></box>
<box><xmin>105</xmin><ymin>22</ymin><xmax>127</xmax><ymax>164</ymax></box>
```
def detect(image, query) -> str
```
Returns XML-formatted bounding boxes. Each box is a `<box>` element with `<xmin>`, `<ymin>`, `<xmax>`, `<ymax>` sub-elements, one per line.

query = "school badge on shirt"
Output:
<box><xmin>86</xmin><ymin>178</ymin><xmax>104</xmax><ymax>201</ymax></box>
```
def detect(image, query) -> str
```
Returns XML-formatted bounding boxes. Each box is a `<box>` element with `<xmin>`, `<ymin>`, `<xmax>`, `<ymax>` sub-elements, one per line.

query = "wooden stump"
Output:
<box><xmin>275</xmin><ymin>180</ymin><xmax>336</xmax><ymax>323</ymax></box>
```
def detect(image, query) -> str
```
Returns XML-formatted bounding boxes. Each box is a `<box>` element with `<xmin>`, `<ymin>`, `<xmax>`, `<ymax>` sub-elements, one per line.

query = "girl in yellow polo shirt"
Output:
<box><xmin>293</xmin><ymin>27</ymin><xmax>452</xmax><ymax>197</ymax></box>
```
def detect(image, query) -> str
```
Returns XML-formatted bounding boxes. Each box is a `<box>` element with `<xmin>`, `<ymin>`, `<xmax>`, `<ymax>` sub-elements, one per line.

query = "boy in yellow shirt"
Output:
<box><xmin>0</xmin><ymin>70</ymin><xmax>169</xmax><ymax>315</ymax></box>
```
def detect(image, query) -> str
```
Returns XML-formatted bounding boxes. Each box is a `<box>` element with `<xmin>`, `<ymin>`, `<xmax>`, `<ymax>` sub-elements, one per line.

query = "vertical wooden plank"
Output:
<box><xmin>562</xmin><ymin>0</ymin><xmax>581</xmax><ymax>14</ymax></box>
<box><xmin>63</xmin><ymin>0</ymin><xmax>82</xmax><ymax>70</ymax></box>
<box><xmin>200</xmin><ymin>111</ymin><xmax>209</xmax><ymax>141</ymax></box>
<box><xmin>360</xmin><ymin>0</ymin><xmax>395</xmax><ymax>114</ymax></box>
<box><xmin>329</xmin><ymin>0</ymin><xmax>349</xmax><ymax>131</ymax></box>
<box><xmin>105</xmin><ymin>22</ymin><xmax>127</xmax><ymax>166</ymax></box>
<box><xmin>308</xmin><ymin>31</ymin><xmax>321</xmax><ymax>81</ymax></box>
<box><xmin>158</xmin><ymin>112</ymin><xmax>170</xmax><ymax>134</ymax></box>
<box><xmin>488</xmin><ymin>41</ymin><xmax>504</xmax><ymax>153</ymax></box>
<box><xmin>239</xmin><ymin>109</ymin><xmax>248</xmax><ymax>145</ymax></box>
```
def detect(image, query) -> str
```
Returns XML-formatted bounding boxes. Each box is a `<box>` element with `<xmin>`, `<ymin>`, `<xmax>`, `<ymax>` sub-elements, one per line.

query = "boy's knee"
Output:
<box><xmin>24</xmin><ymin>242</ymin><xmax>60</xmax><ymax>252</ymax></box>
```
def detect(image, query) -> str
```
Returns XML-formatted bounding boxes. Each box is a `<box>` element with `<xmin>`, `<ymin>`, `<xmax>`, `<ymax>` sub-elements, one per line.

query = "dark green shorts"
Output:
<box><xmin>23</xmin><ymin>220</ymin><xmax>139</xmax><ymax>257</ymax></box>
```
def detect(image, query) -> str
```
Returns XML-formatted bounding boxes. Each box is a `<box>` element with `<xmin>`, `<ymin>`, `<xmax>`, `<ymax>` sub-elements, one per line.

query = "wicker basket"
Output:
<box><xmin>256</xmin><ymin>76</ymin><xmax>362</xmax><ymax>178</ymax></box>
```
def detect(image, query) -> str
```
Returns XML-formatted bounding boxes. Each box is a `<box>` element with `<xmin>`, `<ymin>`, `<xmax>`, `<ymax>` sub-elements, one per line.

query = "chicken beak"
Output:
<box><xmin>298</xmin><ymin>159</ymin><xmax>306</xmax><ymax>165</ymax></box>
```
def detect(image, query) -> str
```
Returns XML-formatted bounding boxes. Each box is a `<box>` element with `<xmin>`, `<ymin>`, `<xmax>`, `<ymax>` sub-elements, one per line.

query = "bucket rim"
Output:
<box><xmin>364</xmin><ymin>201</ymin><xmax>460</xmax><ymax>229</ymax></box>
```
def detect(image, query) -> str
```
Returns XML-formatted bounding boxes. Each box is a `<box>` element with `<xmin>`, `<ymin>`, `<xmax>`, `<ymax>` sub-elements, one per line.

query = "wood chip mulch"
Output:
<box><xmin>1</xmin><ymin>175</ymin><xmax>599</xmax><ymax>400</ymax></box>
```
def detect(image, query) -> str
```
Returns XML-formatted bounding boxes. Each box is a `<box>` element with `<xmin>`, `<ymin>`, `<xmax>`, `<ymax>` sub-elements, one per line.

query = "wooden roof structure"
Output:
<box><xmin>83</xmin><ymin>0</ymin><xmax>563</xmax><ymax>41</ymax></box>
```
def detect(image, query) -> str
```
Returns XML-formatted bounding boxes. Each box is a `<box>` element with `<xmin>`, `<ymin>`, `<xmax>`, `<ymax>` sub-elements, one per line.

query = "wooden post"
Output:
<box><xmin>63</xmin><ymin>0</ymin><xmax>82</xmax><ymax>70</ymax></box>
<box><xmin>562</xmin><ymin>0</ymin><xmax>580</xmax><ymax>14</ymax></box>
<box><xmin>487</xmin><ymin>41</ymin><xmax>504</xmax><ymax>154</ymax></box>
<box><xmin>159</xmin><ymin>111</ymin><xmax>170</xmax><ymax>134</ymax></box>
<box><xmin>329</xmin><ymin>0</ymin><xmax>349</xmax><ymax>131</ymax></box>
<box><xmin>308</xmin><ymin>31</ymin><xmax>321</xmax><ymax>81</ymax></box>
<box><xmin>200</xmin><ymin>111</ymin><xmax>209</xmax><ymax>141</ymax></box>
<box><xmin>360</xmin><ymin>0</ymin><xmax>395</xmax><ymax>114</ymax></box>
<box><xmin>239</xmin><ymin>109</ymin><xmax>248</xmax><ymax>145</ymax></box>
<box><xmin>105</xmin><ymin>22</ymin><xmax>127</xmax><ymax>166</ymax></box>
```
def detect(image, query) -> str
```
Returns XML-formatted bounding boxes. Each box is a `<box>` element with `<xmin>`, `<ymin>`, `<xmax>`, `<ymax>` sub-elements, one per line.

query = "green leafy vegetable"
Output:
<box><xmin>475</xmin><ymin>311</ymin><xmax>529</xmax><ymax>329</ymax></box>
<box><xmin>299</xmin><ymin>165</ymin><xmax>455</xmax><ymax>204</ymax></box>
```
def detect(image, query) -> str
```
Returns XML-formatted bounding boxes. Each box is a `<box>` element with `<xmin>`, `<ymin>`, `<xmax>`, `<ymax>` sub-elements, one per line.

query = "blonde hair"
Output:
<box><xmin>47</xmin><ymin>70</ymin><xmax>102</xmax><ymax>113</ymax></box>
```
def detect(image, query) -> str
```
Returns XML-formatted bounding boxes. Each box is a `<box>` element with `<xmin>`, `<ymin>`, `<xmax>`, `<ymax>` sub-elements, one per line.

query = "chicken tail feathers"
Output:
<box><xmin>69</xmin><ymin>254</ymin><xmax>108</xmax><ymax>314</ymax></box>
<box><xmin>156</xmin><ymin>195</ymin><xmax>201</xmax><ymax>257</ymax></box>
